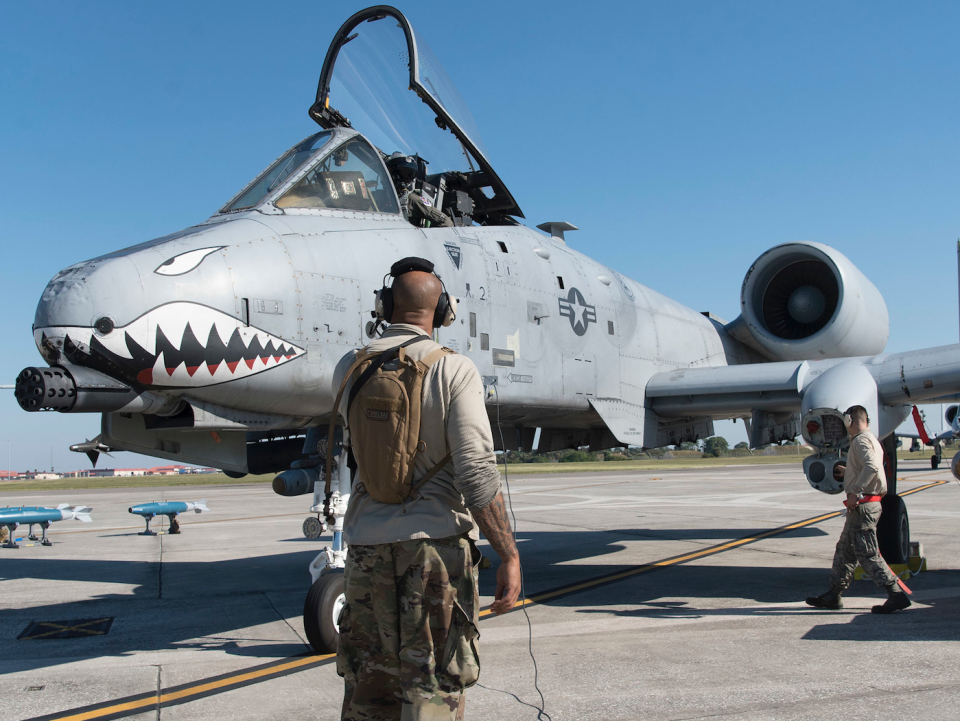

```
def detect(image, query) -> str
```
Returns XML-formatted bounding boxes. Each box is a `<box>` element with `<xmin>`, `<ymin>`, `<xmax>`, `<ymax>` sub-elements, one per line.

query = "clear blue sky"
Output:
<box><xmin>1</xmin><ymin>1</ymin><xmax>958</xmax><ymax>471</ymax></box>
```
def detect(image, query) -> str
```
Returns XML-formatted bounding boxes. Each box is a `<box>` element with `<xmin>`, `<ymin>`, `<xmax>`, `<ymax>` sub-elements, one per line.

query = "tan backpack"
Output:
<box><xmin>325</xmin><ymin>335</ymin><xmax>455</xmax><ymax>504</ymax></box>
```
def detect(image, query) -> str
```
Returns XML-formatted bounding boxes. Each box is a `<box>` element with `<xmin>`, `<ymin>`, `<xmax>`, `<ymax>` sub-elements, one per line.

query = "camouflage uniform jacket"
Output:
<box><xmin>843</xmin><ymin>429</ymin><xmax>886</xmax><ymax>497</ymax></box>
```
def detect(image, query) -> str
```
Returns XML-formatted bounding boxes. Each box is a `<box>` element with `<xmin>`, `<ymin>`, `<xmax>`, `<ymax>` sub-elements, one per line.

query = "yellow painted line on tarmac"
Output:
<box><xmin>28</xmin><ymin>654</ymin><xmax>335</xmax><ymax>721</ymax></box>
<box><xmin>158</xmin><ymin>654</ymin><xmax>332</xmax><ymax>703</ymax></box>
<box><xmin>479</xmin><ymin>479</ymin><xmax>951</xmax><ymax>618</ymax></box>
<box><xmin>28</xmin><ymin>479</ymin><xmax>952</xmax><ymax>721</ymax></box>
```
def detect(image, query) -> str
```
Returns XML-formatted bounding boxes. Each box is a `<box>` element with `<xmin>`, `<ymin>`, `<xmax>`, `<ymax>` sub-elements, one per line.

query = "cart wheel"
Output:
<box><xmin>302</xmin><ymin>516</ymin><xmax>323</xmax><ymax>540</ymax></box>
<box><xmin>303</xmin><ymin>571</ymin><xmax>345</xmax><ymax>653</ymax></box>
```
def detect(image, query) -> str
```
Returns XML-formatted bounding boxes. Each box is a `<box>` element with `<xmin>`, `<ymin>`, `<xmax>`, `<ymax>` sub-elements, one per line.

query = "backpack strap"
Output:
<box><xmin>403</xmin><ymin>348</ymin><xmax>457</xmax><ymax>498</ymax></box>
<box><xmin>346</xmin><ymin>334</ymin><xmax>429</xmax><ymax>419</ymax></box>
<box><xmin>325</xmin><ymin>351</ymin><xmax>374</xmax><ymax>495</ymax></box>
<box><xmin>409</xmin><ymin>452</ymin><xmax>453</xmax><ymax>497</ymax></box>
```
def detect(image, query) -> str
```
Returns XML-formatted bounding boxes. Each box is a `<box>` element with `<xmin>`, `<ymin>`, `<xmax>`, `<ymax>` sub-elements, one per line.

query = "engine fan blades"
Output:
<box><xmin>761</xmin><ymin>260</ymin><xmax>839</xmax><ymax>339</ymax></box>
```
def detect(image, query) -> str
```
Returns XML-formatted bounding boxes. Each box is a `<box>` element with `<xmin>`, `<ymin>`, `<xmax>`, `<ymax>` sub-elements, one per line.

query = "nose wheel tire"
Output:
<box><xmin>931</xmin><ymin>456</ymin><xmax>940</xmax><ymax>470</ymax></box>
<box><xmin>302</xmin><ymin>516</ymin><xmax>323</xmax><ymax>540</ymax></box>
<box><xmin>303</xmin><ymin>571</ymin><xmax>345</xmax><ymax>653</ymax></box>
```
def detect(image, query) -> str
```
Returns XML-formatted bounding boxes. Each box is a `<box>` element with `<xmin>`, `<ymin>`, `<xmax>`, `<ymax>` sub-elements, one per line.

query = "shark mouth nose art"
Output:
<box><xmin>35</xmin><ymin>302</ymin><xmax>305</xmax><ymax>388</ymax></box>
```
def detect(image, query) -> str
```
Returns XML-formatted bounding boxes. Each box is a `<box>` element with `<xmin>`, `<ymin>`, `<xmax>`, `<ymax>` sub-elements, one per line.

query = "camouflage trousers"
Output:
<box><xmin>829</xmin><ymin>502</ymin><xmax>899</xmax><ymax>590</ymax></box>
<box><xmin>337</xmin><ymin>534</ymin><xmax>481</xmax><ymax>721</ymax></box>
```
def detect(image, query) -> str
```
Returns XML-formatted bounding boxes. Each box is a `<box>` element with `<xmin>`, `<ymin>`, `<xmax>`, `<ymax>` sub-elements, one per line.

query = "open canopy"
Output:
<box><xmin>309</xmin><ymin>5</ymin><xmax>523</xmax><ymax>221</ymax></box>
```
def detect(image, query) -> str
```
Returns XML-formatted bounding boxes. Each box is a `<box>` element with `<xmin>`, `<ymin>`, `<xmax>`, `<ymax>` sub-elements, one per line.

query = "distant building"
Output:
<box><xmin>146</xmin><ymin>465</ymin><xmax>186</xmax><ymax>476</ymax></box>
<box><xmin>8</xmin><ymin>464</ymin><xmax>215</xmax><ymax>480</ymax></box>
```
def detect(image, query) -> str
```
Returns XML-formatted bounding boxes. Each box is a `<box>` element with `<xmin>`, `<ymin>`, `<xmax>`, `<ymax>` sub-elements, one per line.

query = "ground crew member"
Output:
<box><xmin>806</xmin><ymin>405</ymin><xmax>911</xmax><ymax>614</ymax></box>
<box><xmin>333</xmin><ymin>259</ymin><xmax>521</xmax><ymax>720</ymax></box>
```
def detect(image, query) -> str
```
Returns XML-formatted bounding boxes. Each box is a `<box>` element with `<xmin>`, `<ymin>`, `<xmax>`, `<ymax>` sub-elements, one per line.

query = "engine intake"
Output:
<box><xmin>734</xmin><ymin>242</ymin><xmax>888</xmax><ymax>361</ymax></box>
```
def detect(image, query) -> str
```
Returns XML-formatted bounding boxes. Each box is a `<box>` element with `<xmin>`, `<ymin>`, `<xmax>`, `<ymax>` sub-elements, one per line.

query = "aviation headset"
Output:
<box><xmin>375</xmin><ymin>257</ymin><xmax>458</xmax><ymax>328</ymax></box>
<box><xmin>842</xmin><ymin>406</ymin><xmax>869</xmax><ymax>428</ymax></box>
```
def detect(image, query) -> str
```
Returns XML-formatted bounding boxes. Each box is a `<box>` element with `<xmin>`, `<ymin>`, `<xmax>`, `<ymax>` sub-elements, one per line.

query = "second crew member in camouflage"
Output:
<box><xmin>334</xmin><ymin>261</ymin><xmax>521</xmax><ymax>720</ymax></box>
<box><xmin>805</xmin><ymin>405</ymin><xmax>911</xmax><ymax>615</ymax></box>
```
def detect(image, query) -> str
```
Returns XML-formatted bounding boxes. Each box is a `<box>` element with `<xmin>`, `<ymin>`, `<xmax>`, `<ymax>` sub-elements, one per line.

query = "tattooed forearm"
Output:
<box><xmin>472</xmin><ymin>492</ymin><xmax>518</xmax><ymax>559</ymax></box>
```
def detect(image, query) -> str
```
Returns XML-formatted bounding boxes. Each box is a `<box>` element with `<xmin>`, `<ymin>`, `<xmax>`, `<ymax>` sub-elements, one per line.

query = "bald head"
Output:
<box><xmin>391</xmin><ymin>270</ymin><xmax>442</xmax><ymax>331</ymax></box>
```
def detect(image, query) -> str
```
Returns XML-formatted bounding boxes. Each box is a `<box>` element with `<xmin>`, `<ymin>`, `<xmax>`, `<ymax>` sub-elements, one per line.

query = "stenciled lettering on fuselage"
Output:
<box><xmin>558</xmin><ymin>287</ymin><xmax>597</xmax><ymax>336</ymax></box>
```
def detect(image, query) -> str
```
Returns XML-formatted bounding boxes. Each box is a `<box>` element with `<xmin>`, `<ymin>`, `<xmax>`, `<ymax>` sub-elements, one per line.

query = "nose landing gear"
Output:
<box><xmin>303</xmin><ymin>571</ymin><xmax>345</xmax><ymax>653</ymax></box>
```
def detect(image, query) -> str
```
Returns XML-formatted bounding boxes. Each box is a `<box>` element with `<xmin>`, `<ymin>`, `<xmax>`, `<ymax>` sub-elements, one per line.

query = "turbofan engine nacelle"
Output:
<box><xmin>735</xmin><ymin>242</ymin><xmax>888</xmax><ymax>361</ymax></box>
<box><xmin>946</xmin><ymin>405</ymin><xmax>959</xmax><ymax>433</ymax></box>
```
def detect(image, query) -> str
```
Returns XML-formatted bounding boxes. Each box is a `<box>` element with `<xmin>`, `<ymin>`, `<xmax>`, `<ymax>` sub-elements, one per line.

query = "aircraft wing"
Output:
<box><xmin>896</xmin><ymin>429</ymin><xmax>955</xmax><ymax>443</ymax></box>
<box><xmin>641</xmin><ymin>343</ymin><xmax>960</xmax><ymax>441</ymax></box>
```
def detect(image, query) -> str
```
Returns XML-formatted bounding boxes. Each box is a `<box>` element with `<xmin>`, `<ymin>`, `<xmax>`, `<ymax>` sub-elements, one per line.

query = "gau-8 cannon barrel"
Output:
<box><xmin>15</xmin><ymin>364</ymin><xmax>181</xmax><ymax>414</ymax></box>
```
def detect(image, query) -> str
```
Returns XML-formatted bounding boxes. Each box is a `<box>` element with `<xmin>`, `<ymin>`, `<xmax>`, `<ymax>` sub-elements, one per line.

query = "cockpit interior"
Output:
<box><xmin>219</xmin><ymin>6</ymin><xmax>522</xmax><ymax>229</ymax></box>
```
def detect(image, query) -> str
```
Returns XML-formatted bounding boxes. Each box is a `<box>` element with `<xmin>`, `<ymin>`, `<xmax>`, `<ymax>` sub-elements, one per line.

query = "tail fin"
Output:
<box><xmin>57</xmin><ymin>502</ymin><xmax>70</xmax><ymax>510</ymax></box>
<box><xmin>193</xmin><ymin>499</ymin><xmax>208</xmax><ymax>513</ymax></box>
<box><xmin>72</xmin><ymin>506</ymin><xmax>93</xmax><ymax>523</ymax></box>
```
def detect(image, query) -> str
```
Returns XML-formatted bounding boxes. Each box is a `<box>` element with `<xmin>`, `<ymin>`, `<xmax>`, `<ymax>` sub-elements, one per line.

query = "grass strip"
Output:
<box><xmin>0</xmin><ymin>473</ymin><xmax>276</xmax><ymax>493</ymax></box>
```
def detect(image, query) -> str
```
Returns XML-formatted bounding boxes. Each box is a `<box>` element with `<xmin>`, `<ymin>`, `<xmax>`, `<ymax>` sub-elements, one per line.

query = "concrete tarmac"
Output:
<box><xmin>2</xmin><ymin>460</ymin><xmax>959</xmax><ymax>720</ymax></box>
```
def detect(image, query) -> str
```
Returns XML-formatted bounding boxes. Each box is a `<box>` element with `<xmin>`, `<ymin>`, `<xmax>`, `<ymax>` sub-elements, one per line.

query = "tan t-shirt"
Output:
<box><xmin>844</xmin><ymin>429</ymin><xmax>887</xmax><ymax>497</ymax></box>
<box><xmin>333</xmin><ymin>324</ymin><xmax>502</xmax><ymax>545</ymax></box>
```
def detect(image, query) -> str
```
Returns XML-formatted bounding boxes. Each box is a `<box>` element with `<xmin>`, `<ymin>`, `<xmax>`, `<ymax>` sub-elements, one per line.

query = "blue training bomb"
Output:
<box><xmin>128</xmin><ymin>500</ymin><xmax>208</xmax><ymax>535</ymax></box>
<box><xmin>0</xmin><ymin>504</ymin><xmax>93</xmax><ymax>548</ymax></box>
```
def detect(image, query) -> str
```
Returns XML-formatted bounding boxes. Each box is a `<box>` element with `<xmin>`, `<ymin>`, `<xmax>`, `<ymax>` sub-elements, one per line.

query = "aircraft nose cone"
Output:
<box><xmin>33</xmin><ymin>256</ymin><xmax>144</xmax><ymax>365</ymax></box>
<box><xmin>35</xmin><ymin>256</ymin><xmax>143</xmax><ymax>330</ymax></box>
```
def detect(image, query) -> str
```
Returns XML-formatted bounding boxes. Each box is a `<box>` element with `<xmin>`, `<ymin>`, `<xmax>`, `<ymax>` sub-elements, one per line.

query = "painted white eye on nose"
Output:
<box><xmin>155</xmin><ymin>247</ymin><xmax>224</xmax><ymax>276</ymax></box>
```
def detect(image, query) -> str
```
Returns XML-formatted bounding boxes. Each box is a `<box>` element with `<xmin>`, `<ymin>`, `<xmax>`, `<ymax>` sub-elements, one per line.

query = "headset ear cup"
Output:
<box><xmin>377</xmin><ymin>287</ymin><xmax>393</xmax><ymax>322</ymax></box>
<box><xmin>433</xmin><ymin>292</ymin><xmax>448</xmax><ymax>329</ymax></box>
<box><xmin>442</xmin><ymin>294</ymin><xmax>458</xmax><ymax>327</ymax></box>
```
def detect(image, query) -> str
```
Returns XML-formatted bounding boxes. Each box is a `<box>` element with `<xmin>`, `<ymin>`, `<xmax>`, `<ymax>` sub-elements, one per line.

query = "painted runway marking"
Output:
<box><xmin>482</xmin><ymin>479</ymin><xmax>949</xmax><ymax>614</ymax></box>
<box><xmin>24</xmin><ymin>479</ymin><xmax>950</xmax><ymax>721</ymax></box>
<box><xmin>25</xmin><ymin>654</ymin><xmax>334</xmax><ymax>721</ymax></box>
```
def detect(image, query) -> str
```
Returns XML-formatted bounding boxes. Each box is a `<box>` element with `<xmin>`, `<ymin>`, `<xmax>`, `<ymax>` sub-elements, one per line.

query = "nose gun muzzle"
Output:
<box><xmin>15</xmin><ymin>364</ymin><xmax>180</xmax><ymax>415</ymax></box>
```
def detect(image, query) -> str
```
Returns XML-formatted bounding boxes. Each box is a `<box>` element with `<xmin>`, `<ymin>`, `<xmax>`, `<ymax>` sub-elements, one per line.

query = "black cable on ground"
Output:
<box><xmin>493</xmin><ymin>383</ymin><xmax>551</xmax><ymax>721</ymax></box>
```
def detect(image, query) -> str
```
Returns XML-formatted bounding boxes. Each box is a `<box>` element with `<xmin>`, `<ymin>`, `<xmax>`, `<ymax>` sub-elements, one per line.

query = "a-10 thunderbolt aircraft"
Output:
<box><xmin>898</xmin><ymin>403</ymin><xmax>960</xmax><ymax>470</ymax></box>
<box><xmin>12</xmin><ymin>5</ymin><xmax>960</xmax><ymax>649</ymax></box>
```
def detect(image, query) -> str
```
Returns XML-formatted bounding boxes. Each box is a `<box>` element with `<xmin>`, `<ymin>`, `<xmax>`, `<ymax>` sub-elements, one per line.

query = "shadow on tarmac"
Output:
<box><xmin>2</xmin><ymin>525</ymin><xmax>955</xmax><ymax>676</ymax></box>
<box><xmin>802</xmin><ymin>595</ymin><xmax>960</xmax><ymax>642</ymax></box>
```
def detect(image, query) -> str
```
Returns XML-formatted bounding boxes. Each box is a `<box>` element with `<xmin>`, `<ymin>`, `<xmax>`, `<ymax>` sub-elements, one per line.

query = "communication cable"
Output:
<box><xmin>493</xmin><ymin>382</ymin><xmax>552</xmax><ymax>721</ymax></box>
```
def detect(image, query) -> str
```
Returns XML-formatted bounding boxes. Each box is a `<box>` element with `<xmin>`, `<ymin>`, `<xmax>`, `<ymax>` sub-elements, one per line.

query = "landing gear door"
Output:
<box><xmin>308</xmin><ymin>6</ymin><xmax>523</xmax><ymax>223</ymax></box>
